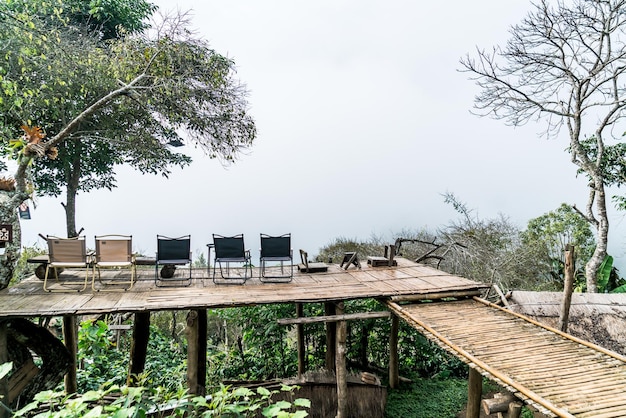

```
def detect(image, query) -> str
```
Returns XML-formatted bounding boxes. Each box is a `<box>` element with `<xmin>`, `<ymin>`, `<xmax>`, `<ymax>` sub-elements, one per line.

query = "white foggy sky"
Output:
<box><xmin>19</xmin><ymin>0</ymin><xmax>626</xmax><ymax>267</ymax></box>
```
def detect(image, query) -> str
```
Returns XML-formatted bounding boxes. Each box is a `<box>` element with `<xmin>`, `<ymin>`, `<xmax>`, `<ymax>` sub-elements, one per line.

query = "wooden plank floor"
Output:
<box><xmin>386</xmin><ymin>298</ymin><xmax>626</xmax><ymax>418</ymax></box>
<box><xmin>0</xmin><ymin>258</ymin><xmax>489</xmax><ymax>318</ymax></box>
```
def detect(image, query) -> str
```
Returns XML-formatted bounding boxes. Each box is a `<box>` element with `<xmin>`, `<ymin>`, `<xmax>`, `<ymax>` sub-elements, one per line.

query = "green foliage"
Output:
<box><xmin>11</xmin><ymin>381</ymin><xmax>308</xmax><ymax>418</ymax></box>
<box><xmin>189</xmin><ymin>384</ymin><xmax>310</xmax><ymax>418</ymax></box>
<box><xmin>384</xmin><ymin>377</ymin><xmax>505</xmax><ymax>418</ymax></box>
<box><xmin>521</xmin><ymin>203</ymin><xmax>595</xmax><ymax>288</ymax></box>
<box><xmin>76</xmin><ymin>320</ymin><xmax>127</xmax><ymax>391</ymax></box>
<box><xmin>11</xmin><ymin>244</ymin><xmax>45</xmax><ymax>285</ymax></box>
<box><xmin>384</xmin><ymin>377</ymin><xmax>468</xmax><ymax>418</ymax></box>
<box><xmin>215</xmin><ymin>305</ymin><xmax>299</xmax><ymax>382</ymax></box>
<box><xmin>75</xmin><ymin>318</ymin><xmax>186</xmax><ymax>393</ymax></box>
<box><xmin>597</xmin><ymin>255</ymin><xmax>614</xmax><ymax>293</ymax></box>
<box><xmin>316</xmin><ymin>236</ymin><xmax>383</xmax><ymax>264</ymax></box>
<box><xmin>194</xmin><ymin>251</ymin><xmax>208</xmax><ymax>268</ymax></box>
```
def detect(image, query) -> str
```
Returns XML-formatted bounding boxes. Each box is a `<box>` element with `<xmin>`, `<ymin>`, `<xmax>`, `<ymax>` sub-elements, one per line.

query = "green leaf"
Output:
<box><xmin>597</xmin><ymin>255</ymin><xmax>613</xmax><ymax>292</ymax></box>
<box><xmin>0</xmin><ymin>362</ymin><xmax>12</xmax><ymax>380</ymax></box>
<box><xmin>611</xmin><ymin>283</ymin><xmax>626</xmax><ymax>293</ymax></box>
<box><xmin>293</xmin><ymin>398</ymin><xmax>311</xmax><ymax>408</ymax></box>
<box><xmin>83</xmin><ymin>405</ymin><xmax>103</xmax><ymax>417</ymax></box>
<box><xmin>257</xmin><ymin>386</ymin><xmax>271</xmax><ymax>396</ymax></box>
<box><xmin>262</xmin><ymin>405</ymin><xmax>281</xmax><ymax>417</ymax></box>
<box><xmin>273</xmin><ymin>400</ymin><xmax>291</xmax><ymax>409</ymax></box>
<box><xmin>13</xmin><ymin>400</ymin><xmax>39</xmax><ymax>417</ymax></box>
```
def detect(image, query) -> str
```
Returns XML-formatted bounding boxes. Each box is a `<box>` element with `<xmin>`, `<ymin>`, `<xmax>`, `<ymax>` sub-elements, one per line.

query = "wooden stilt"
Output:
<box><xmin>296</xmin><ymin>303</ymin><xmax>305</xmax><ymax>377</ymax></box>
<box><xmin>0</xmin><ymin>321</ymin><xmax>8</xmax><ymax>418</ymax></box>
<box><xmin>466</xmin><ymin>367</ymin><xmax>482</xmax><ymax>418</ymax></box>
<box><xmin>62</xmin><ymin>316</ymin><xmax>77</xmax><ymax>394</ymax></box>
<box><xmin>186</xmin><ymin>310</ymin><xmax>207</xmax><ymax>396</ymax></box>
<box><xmin>335</xmin><ymin>302</ymin><xmax>347</xmax><ymax>418</ymax></box>
<box><xmin>198</xmin><ymin>310</ymin><xmax>207</xmax><ymax>395</ymax></box>
<box><xmin>325</xmin><ymin>302</ymin><xmax>336</xmax><ymax>371</ymax></box>
<box><xmin>558</xmin><ymin>245</ymin><xmax>575</xmax><ymax>332</ymax></box>
<box><xmin>389</xmin><ymin>314</ymin><xmax>399</xmax><ymax>389</ymax></box>
<box><xmin>127</xmin><ymin>312</ymin><xmax>150</xmax><ymax>386</ymax></box>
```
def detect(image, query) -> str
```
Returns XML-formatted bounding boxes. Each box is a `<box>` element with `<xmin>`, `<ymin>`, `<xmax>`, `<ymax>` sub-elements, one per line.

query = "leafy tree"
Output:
<box><xmin>460</xmin><ymin>0</ymin><xmax>626</xmax><ymax>292</ymax></box>
<box><xmin>520</xmin><ymin>203</ymin><xmax>595</xmax><ymax>289</ymax></box>
<box><xmin>0</xmin><ymin>3</ymin><xmax>256</xmax><ymax>289</ymax></box>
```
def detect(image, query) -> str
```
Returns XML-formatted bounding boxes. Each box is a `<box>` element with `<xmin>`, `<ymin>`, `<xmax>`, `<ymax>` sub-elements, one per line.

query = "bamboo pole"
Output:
<box><xmin>278</xmin><ymin>311</ymin><xmax>390</xmax><ymax>325</ymax></box>
<box><xmin>466</xmin><ymin>367</ymin><xmax>482</xmax><ymax>418</ymax></box>
<box><xmin>62</xmin><ymin>316</ymin><xmax>77</xmax><ymax>394</ymax></box>
<box><xmin>390</xmin><ymin>290</ymin><xmax>484</xmax><ymax>302</ymax></box>
<box><xmin>127</xmin><ymin>312</ymin><xmax>150</xmax><ymax>386</ymax></box>
<box><xmin>558</xmin><ymin>245</ymin><xmax>575</xmax><ymax>333</ymax></box>
<box><xmin>389</xmin><ymin>314</ymin><xmax>399</xmax><ymax>389</ymax></box>
<box><xmin>335</xmin><ymin>302</ymin><xmax>347</xmax><ymax>418</ymax></box>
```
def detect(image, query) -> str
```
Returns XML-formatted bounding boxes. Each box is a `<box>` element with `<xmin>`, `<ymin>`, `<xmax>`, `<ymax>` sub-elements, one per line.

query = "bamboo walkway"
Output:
<box><xmin>386</xmin><ymin>297</ymin><xmax>626</xmax><ymax>418</ymax></box>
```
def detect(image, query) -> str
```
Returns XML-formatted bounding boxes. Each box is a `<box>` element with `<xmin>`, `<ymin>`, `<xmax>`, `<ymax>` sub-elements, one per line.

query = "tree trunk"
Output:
<box><xmin>5</xmin><ymin>318</ymin><xmax>71</xmax><ymax>407</ymax></box>
<box><xmin>585</xmin><ymin>179</ymin><xmax>609</xmax><ymax>293</ymax></box>
<box><xmin>0</xmin><ymin>191</ymin><xmax>23</xmax><ymax>291</ymax></box>
<box><xmin>63</xmin><ymin>147</ymin><xmax>81</xmax><ymax>238</ymax></box>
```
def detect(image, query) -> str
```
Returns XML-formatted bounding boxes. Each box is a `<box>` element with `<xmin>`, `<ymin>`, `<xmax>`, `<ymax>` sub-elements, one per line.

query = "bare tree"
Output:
<box><xmin>460</xmin><ymin>0</ymin><xmax>626</xmax><ymax>292</ymax></box>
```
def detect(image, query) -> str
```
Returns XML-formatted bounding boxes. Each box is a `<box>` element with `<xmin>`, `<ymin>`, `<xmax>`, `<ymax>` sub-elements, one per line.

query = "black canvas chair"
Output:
<box><xmin>211</xmin><ymin>234</ymin><xmax>251</xmax><ymax>284</ymax></box>
<box><xmin>43</xmin><ymin>235</ymin><xmax>90</xmax><ymax>292</ymax></box>
<box><xmin>155</xmin><ymin>235</ymin><xmax>192</xmax><ymax>287</ymax></box>
<box><xmin>259</xmin><ymin>233</ymin><xmax>293</xmax><ymax>282</ymax></box>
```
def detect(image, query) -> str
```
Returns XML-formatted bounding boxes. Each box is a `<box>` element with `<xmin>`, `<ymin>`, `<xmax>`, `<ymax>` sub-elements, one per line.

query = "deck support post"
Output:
<box><xmin>296</xmin><ymin>303</ymin><xmax>305</xmax><ymax>377</ymax></box>
<box><xmin>335</xmin><ymin>302</ymin><xmax>347</xmax><ymax>418</ymax></box>
<box><xmin>0</xmin><ymin>321</ymin><xmax>8</xmax><ymax>418</ymax></box>
<box><xmin>389</xmin><ymin>314</ymin><xmax>399</xmax><ymax>389</ymax></box>
<box><xmin>62</xmin><ymin>316</ymin><xmax>77</xmax><ymax>394</ymax></box>
<box><xmin>127</xmin><ymin>312</ymin><xmax>150</xmax><ymax>386</ymax></box>
<box><xmin>325</xmin><ymin>302</ymin><xmax>336</xmax><ymax>371</ymax></box>
<box><xmin>558</xmin><ymin>245</ymin><xmax>575</xmax><ymax>332</ymax></box>
<box><xmin>466</xmin><ymin>367</ymin><xmax>482</xmax><ymax>418</ymax></box>
<box><xmin>186</xmin><ymin>309</ymin><xmax>207</xmax><ymax>396</ymax></box>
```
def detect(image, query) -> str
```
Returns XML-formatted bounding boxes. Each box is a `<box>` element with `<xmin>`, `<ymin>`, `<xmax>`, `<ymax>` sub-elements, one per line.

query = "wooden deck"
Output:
<box><xmin>0</xmin><ymin>258</ymin><xmax>488</xmax><ymax>318</ymax></box>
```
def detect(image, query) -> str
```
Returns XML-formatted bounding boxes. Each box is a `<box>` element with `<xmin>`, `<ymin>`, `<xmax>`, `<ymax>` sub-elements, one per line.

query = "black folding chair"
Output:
<box><xmin>259</xmin><ymin>233</ymin><xmax>293</xmax><ymax>282</ymax></box>
<box><xmin>155</xmin><ymin>235</ymin><xmax>192</xmax><ymax>287</ymax></box>
<box><xmin>211</xmin><ymin>234</ymin><xmax>251</xmax><ymax>284</ymax></box>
